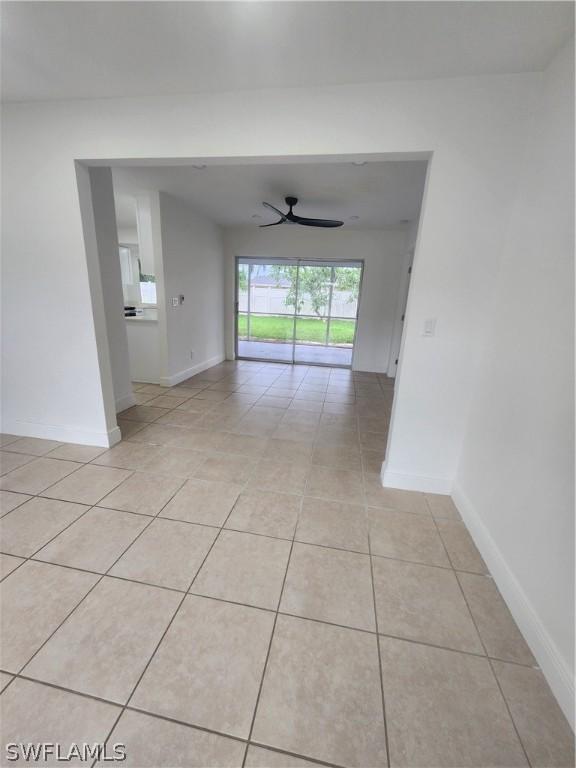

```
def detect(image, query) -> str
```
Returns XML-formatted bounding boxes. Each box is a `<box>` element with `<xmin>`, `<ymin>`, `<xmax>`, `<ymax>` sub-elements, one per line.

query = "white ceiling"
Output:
<box><xmin>2</xmin><ymin>2</ymin><xmax>573</xmax><ymax>102</ymax></box>
<box><xmin>112</xmin><ymin>160</ymin><xmax>428</xmax><ymax>231</ymax></box>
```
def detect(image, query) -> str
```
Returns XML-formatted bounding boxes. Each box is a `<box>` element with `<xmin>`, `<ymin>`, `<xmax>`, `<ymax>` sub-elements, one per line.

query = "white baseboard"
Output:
<box><xmin>159</xmin><ymin>354</ymin><xmax>226</xmax><ymax>387</ymax></box>
<box><xmin>380</xmin><ymin>464</ymin><xmax>452</xmax><ymax>494</ymax></box>
<box><xmin>452</xmin><ymin>481</ymin><xmax>575</xmax><ymax>729</ymax></box>
<box><xmin>0</xmin><ymin>418</ymin><xmax>121</xmax><ymax>448</ymax></box>
<box><xmin>115</xmin><ymin>392</ymin><xmax>136</xmax><ymax>413</ymax></box>
<box><xmin>106</xmin><ymin>425</ymin><xmax>122</xmax><ymax>447</ymax></box>
<box><xmin>352</xmin><ymin>364</ymin><xmax>389</xmax><ymax>374</ymax></box>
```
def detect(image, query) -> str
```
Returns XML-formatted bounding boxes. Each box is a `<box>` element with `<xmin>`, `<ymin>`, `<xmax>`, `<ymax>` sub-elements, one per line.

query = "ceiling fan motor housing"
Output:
<box><xmin>260</xmin><ymin>196</ymin><xmax>343</xmax><ymax>228</ymax></box>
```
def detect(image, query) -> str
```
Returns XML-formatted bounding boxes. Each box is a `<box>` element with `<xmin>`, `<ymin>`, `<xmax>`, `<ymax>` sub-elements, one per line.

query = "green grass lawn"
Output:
<box><xmin>238</xmin><ymin>314</ymin><xmax>355</xmax><ymax>345</ymax></box>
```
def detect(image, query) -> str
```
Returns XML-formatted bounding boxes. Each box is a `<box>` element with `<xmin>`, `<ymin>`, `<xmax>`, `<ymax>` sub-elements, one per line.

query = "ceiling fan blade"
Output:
<box><xmin>292</xmin><ymin>216</ymin><xmax>344</xmax><ymax>228</ymax></box>
<box><xmin>259</xmin><ymin>220</ymin><xmax>284</xmax><ymax>228</ymax></box>
<box><xmin>262</xmin><ymin>201</ymin><xmax>288</xmax><ymax>221</ymax></box>
<box><xmin>259</xmin><ymin>200</ymin><xmax>343</xmax><ymax>228</ymax></box>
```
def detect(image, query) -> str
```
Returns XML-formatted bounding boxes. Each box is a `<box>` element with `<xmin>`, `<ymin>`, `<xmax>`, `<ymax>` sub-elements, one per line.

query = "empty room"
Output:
<box><xmin>0</xmin><ymin>2</ymin><xmax>574</xmax><ymax>767</ymax></box>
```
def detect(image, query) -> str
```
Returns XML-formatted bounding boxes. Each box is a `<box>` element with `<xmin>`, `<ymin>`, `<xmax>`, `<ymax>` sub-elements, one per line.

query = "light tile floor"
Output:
<box><xmin>0</xmin><ymin>360</ymin><xmax>573</xmax><ymax>767</ymax></box>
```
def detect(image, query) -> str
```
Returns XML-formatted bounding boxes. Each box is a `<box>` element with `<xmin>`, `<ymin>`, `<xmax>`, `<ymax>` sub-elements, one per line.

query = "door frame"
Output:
<box><xmin>387</xmin><ymin>248</ymin><xmax>414</xmax><ymax>377</ymax></box>
<box><xmin>234</xmin><ymin>256</ymin><xmax>365</xmax><ymax>369</ymax></box>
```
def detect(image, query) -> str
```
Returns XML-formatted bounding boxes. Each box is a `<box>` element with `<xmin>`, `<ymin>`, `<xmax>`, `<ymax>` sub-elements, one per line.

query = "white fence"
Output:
<box><xmin>238</xmin><ymin>286</ymin><xmax>357</xmax><ymax>318</ymax></box>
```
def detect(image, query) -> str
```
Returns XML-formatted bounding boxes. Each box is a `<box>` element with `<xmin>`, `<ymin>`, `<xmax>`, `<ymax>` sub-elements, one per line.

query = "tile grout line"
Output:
<box><xmin>13</xmin><ymin>471</ymin><xmax>187</xmax><ymax>684</ymax></box>
<box><xmin>241</xmin><ymin>493</ymin><xmax>304</xmax><ymax>768</ymax></box>
<box><xmin>1</xmin><ymin>449</ymin><xmax>540</xmax><ymax>658</ymax></box>
<box><xmin>2</xmin><ymin>672</ymin><xmax>345</xmax><ymax>768</ymax></box>
<box><xmin>4</xmin><ymin>450</ymin><xmax>533</xmax><ymax>636</ymax></box>
<box><xmin>1</xmin><ymin>594</ymin><xmax>540</xmax><ymax>676</ymax></box>
<box><xmin>1</xmin><ymin>460</ymin><xmax>187</xmax><ymax>581</ymax></box>
<box><xmin>0</xmin><ymin>491</ymin><xmax>33</xmax><ymax>517</ymax></box>
<box><xmin>247</xmin><ymin>741</ymin><xmax>345</xmax><ymax>768</ymax></box>
<box><xmin>1</xmin><ymin>455</ymin><xmax>125</xmax><ymax>505</ymax></box>
<box><xmin>105</xmin><ymin>366</ymin><xmax>374</xmax><ymax>442</ymax></box>
<box><xmin>425</xmin><ymin>500</ymin><xmax>494</xmax><ymax>665</ymax></box>
<box><xmin>3</xmin><ymin>400</ymin><xmax>386</xmax><ymax>491</ymax></box>
<box><xmin>93</xmin><ymin>454</ymin><xmax>259</xmax><ymax>767</ymax></box>
<box><xmin>367</xmin><ymin>527</ymin><xmax>391</xmax><ymax>767</ymax></box>
<box><xmin>425</xmin><ymin>495</ymin><xmax>534</xmax><ymax>768</ymax></box>
<box><xmin>185</xmin><ymin>591</ymin><xmax>276</xmax><ymax>617</ymax></box>
<box><xmin>0</xmin><ymin>499</ymin><xmax>103</xmax><ymax>582</ymax></box>
<box><xmin>9</xmin><ymin>491</ymin><xmax>452</xmax><ymax>556</ymax></box>
<box><xmin>486</xmin><ymin>656</ymin><xmax>533</xmax><ymax>767</ymax></box>
<box><xmin>0</xmin><ymin>493</ymin><xmax>161</xmax><ymax>544</ymax></box>
<box><xmin>0</xmin><ymin>461</ymin><xmax>153</xmax><ymax>571</ymax></box>
<box><xmin>274</xmin><ymin>613</ymin><xmax>541</xmax><ymax>668</ymax></box>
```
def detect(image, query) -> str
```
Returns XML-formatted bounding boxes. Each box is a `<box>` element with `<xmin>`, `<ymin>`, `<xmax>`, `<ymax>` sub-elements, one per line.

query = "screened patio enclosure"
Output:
<box><xmin>236</xmin><ymin>258</ymin><xmax>363</xmax><ymax>367</ymax></box>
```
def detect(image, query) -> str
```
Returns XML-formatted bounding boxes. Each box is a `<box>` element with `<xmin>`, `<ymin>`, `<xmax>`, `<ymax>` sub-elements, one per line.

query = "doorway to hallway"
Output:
<box><xmin>236</xmin><ymin>258</ymin><xmax>363</xmax><ymax>367</ymax></box>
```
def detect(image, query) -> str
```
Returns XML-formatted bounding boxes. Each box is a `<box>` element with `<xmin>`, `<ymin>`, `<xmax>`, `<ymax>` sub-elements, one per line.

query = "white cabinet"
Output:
<box><xmin>125</xmin><ymin>317</ymin><xmax>160</xmax><ymax>383</ymax></box>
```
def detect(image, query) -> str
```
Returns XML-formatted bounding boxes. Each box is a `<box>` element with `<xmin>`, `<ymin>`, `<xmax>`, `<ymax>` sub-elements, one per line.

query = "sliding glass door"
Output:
<box><xmin>236</xmin><ymin>258</ymin><xmax>363</xmax><ymax>367</ymax></box>
<box><xmin>237</xmin><ymin>262</ymin><xmax>294</xmax><ymax>362</ymax></box>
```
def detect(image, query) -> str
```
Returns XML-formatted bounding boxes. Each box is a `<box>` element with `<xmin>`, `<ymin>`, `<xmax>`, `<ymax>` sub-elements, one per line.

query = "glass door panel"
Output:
<box><xmin>236</xmin><ymin>259</ymin><xmax>363</xmax><ymax>368</ymax></box>
<box><xmin>293</xmin><ymin>264</ymin><xmax>332</xmax><ymax>364</ymax></box>
<box><xmin>236</xmin><ymin>262</ymin><xmax>295</xmax><ymax>363</ymax></box>
<box><xmin>293</xmin><ymin>263</ymin><xmax>362</xmax><ymax>366</ymax></box>
<box><xmin>236</xmin><ymin>262</ymin><xmax>250</xmax><ymax>352</ymax></box>
<box><xmin>326</xmin><ymin>266</ymin><xmax>361</xmax><ymax>364</ymax></box>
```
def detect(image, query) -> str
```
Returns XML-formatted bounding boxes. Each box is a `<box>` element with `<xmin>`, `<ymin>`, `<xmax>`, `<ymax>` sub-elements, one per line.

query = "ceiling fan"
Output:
<box><xmin>260</xmin><ymin>196</ymin><xmax>344</xmax><ymax>228</ymax></box>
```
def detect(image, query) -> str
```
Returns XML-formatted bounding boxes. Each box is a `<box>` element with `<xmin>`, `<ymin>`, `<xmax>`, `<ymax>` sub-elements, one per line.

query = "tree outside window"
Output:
<box><xmin>270</xmin><ymin>264</ymin><xmax>360</xmax><ymax>317</ymax></box>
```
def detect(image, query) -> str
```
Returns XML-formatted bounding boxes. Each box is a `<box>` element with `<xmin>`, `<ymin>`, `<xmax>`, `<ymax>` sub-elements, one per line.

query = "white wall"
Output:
<box><xmin>1</xmin><ymin>74</ymin><xmax>540</xmax><ymax>461</ymax></box>
<box><xmin>1</xmin><ymin>74</ymin><xmax>537</xmax><ymax>459</ymax></box>
<box><xmin>453</xmin><ymin>40</ymin><xmax>575</xmax><ymax>725</ymax></box>
<box><xmin>118</xmin><ymin>226</ymin><xmax>138</xmax><ymax>245</ymax></box>
<box><xmin>223</xmin><ymin>226</ymin><xmax>409</xmax><ymax>373</ymax></box>
<box><xmin>159</xmin><ymin>193</ymin><xmax>226</xmax><ymax>384</ymax></box>
<box><xmin>86</xmin><ymin>168</ymin><xmax>134</xmax><ymax>413</ymax></box>
<box><xmin>136</xmin><ymin>194</ymin><xmax>158</xmax><ymax>277</ymax></box>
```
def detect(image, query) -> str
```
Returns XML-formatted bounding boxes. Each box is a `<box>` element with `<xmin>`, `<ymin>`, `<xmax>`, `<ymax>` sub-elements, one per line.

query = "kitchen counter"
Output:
<box><xmin>125</xmin><ymin>315</ymin><xmax>158</xmax><ymax>323</ymax></box>
<box><xmin>125</xmin><ymin>307</ymin><xmax>158</xmax><ymax>323</ymax></box>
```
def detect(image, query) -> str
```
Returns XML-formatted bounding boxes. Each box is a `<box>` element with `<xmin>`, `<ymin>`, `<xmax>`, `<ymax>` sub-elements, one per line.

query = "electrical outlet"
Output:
<box><xmin>171</xmin><ymin>297</ymin><xmax>179</xmax><ymax>308</ymax></box>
